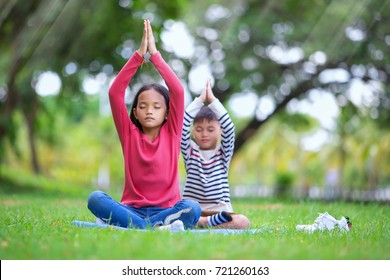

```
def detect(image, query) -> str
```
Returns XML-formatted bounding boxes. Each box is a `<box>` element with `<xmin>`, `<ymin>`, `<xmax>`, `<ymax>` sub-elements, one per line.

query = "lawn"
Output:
<box><xmin>0</xmin><ymin>173</ymin><xmax>389</xmax><ymax>260</ymax></box>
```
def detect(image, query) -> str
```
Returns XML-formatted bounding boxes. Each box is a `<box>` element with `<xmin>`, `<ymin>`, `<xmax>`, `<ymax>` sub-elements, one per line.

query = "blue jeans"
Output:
<box><xmin>87</xmin><ymin>191</ymin><xmax>201</xmax><ymax>229</ymax></box>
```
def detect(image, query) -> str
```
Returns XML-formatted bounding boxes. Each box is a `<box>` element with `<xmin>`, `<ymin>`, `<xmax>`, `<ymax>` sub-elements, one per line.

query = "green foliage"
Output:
<box><xmin>1</xmin><ymin>0</ymin><xmax>390</xmax><ymax>195</ymax></box>
<box><xmin>274</xmin><ymin>171</ymin><xmax>295</xmax><ymax>199</ymax></box>
<box><xmin>2</xmin><ymin>98</ymin><xmax>124</xmax><ymax>189</ymax></box>
<box><xmin>0</xmin><ymin>165</ymin><xmax>88</xmax><ymax>197</ymax></box>
<box><xmin>0</xmin><ymin>0</ymin><xmax>187</xmax><ymax>174</ymax></box>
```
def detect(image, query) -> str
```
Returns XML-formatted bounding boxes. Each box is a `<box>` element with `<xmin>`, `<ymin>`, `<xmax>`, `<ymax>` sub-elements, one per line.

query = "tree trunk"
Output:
<box><xmin>0</xmin><ymin>87</ymin><xmax>18</xmax><ymax>145</ymax></box>
<box><xmin>23</xmin><ymin>106</ymin><xmax>40</xmax><ymax>174</ymax></box>
<box><xmin>234</xmin><ymin>78</ymin><xmax>316</xmax><ymax>154</ymax></box>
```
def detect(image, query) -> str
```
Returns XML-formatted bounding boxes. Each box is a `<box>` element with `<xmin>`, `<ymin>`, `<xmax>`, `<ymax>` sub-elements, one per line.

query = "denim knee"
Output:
<box><xmin>181</xmin><ymin>199</ymin><xmax>202</xmax><ymax>219</ymax></box>
<box><xmin>87</xmin><ymin>190</ymin><xmax>106</xmax><ymax>210</ymax></box>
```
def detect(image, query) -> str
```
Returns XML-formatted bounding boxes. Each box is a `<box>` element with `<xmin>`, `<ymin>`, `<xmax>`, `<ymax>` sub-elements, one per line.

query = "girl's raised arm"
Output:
<box><xmin>147</xmin><ymin>20</ymin><xmax>184</xmax><ymax>136</ymax></box>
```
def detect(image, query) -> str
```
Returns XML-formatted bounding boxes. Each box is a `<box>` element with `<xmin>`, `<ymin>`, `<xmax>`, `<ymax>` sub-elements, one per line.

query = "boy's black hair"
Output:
<box><xmin>130</xmin><ymin>83</ymin><xmax>169</xmax><ymax>131</ymax></box>
<box><xmin>194</xmin><ymin>106</ymin><xmax>218</xmax><ymax>123</ymax></box>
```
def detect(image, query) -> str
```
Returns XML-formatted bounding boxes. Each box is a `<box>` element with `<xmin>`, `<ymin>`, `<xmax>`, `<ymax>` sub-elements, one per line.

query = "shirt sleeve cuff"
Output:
<box><xmin>148</xmin><ymin>51</ymin><xmax>161</xmax><ymax>63</ymax></box>
<box><xmin>186</xmin><ymin>97</ymin><xmax>204</xmax><ymax>117</ymax></box>
<box><xmin>133</xmin><ymin>51</ymin><xmax>145</xmax><ymax>63</ymax></box>
<box><xmin>208</xmin><ymin>99</ymin><xmax>227</xmax><ymax>119</ymax></box>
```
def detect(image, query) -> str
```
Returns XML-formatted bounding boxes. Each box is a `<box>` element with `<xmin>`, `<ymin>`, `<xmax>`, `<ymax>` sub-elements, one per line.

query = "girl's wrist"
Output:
<box><xmin>136</xmin><ymin>50</ymin><xmax>145</xmax><ymax>57</ymax></box>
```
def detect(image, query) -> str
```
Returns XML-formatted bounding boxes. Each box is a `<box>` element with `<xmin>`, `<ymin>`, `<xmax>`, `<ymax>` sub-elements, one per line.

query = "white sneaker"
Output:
<box><xmin>158</xmin><ymin>220</ymin><xmax>185</xmax><ymax>232</ymax></box>
<box><xmin>315</xmin><ymin>212</ymin><xmax>338</xmax><ymax>230</ymax></box>
<box><xmin>296</xmin><ymin>212</ymin><xmax>351</xmax><ymax>233</ymax></box>
<box><xmin>337</xmin><ymin>216</ymin><xmax>352</xmax><ymax>231</ymax></box>
<box><xmin>296</xmin><ymin>223</ymin><xmax>319</xmax><ymax>233</ymax></box>
<box><xmin>95</xmin><ymin>217</ymin><xmax>106</xmax><ymax>225</ymax></box>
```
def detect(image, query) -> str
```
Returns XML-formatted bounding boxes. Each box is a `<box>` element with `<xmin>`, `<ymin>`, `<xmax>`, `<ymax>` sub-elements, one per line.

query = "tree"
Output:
<box><xmin>0</xmin><ymin>0</ymin><xmax>185</xmax><ymax>172</ymax></box>
<box><xmin>181</xmin><ymin>0</ymin><xmax>390</xmax><ymax>153</ymax></box>
<box><xmin>1</xmin><ymin>0</ymin><xmax>389</xmax><ymax>192</ymax></box>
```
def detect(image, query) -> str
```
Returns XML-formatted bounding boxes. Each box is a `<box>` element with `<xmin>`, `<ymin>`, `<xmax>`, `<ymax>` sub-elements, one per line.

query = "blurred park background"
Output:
<box><xmin>1</xmin><ymin>0</ymin><xmax>389</xmax><ymax>203</ymax></box>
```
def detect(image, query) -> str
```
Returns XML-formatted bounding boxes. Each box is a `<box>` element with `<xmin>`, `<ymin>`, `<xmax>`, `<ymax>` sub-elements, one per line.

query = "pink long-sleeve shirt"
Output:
<box><xmin>108</xmin><ymin>51</ymin><xmax>184</xmax><ymax>208</ymax></box>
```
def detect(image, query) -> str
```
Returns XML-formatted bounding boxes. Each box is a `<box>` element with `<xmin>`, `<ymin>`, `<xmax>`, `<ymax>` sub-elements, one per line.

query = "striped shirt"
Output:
<box><xmin>181</xmin><ymin>98</ymin><xmax>235</xmax><ymax>210</ymax></box>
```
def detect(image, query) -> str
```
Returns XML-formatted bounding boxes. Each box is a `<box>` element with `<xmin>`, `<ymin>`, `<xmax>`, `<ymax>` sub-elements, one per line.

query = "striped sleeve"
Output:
<box><xmin>208</xmin><ymin>99</ymin><xmax>235</xmax><ymax>164</ymax></box>
<box><xmin>180</xmin><ymin>98</ymin><xmax>204</xmax><ymax>163</ymax></box>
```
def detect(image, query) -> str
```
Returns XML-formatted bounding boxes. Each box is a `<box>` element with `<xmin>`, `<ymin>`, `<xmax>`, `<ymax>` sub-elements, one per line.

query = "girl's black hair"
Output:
<box><xmin>130</xmin><ymin>83</ymin><xmax>170</xmax><ymax>131</ymax></box>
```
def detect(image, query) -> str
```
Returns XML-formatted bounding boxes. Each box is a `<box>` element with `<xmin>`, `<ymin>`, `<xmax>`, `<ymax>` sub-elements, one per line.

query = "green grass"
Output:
<box><xmin>1</xmin><ymin>171</ymin><xmax>389</xmax><ymax>260</ymax></box>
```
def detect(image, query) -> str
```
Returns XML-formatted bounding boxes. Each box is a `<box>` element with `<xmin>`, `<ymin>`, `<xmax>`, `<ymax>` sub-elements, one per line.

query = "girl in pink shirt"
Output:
<box><xmin>87</xmin><ymin>20</ymin><xmax>201</xmax><ymax>230</ymax></box>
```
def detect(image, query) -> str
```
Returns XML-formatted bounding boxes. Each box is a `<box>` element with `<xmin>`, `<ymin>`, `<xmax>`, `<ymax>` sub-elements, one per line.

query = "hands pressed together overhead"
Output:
<box><xmin>137</xmin><ymin>19</ymin><xmax>158</xmax><ymax>57</ymax></box>
<box><xmin>137</xmin><ymin>19</ymin><xmax>216</xmax><ymax>104</ymax></box>
<box><xmin>198</xmin><ymin>78</ymin><xmax>216</xmax><ymax>104</ymax></box>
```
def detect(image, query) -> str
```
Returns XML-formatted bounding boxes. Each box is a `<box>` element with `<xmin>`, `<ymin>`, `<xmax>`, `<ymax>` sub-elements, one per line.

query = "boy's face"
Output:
<box><xmin>192</xmin><ymin>119</ymin><xmax>222</xmax><ymax>150</ymax></box>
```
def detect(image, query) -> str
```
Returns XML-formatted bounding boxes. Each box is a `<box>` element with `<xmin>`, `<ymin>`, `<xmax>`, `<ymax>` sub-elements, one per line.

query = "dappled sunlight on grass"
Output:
<box><xmin>1</xmin><ymin>194</ymin><xmax>388</xmax><ymax>259</ymax></box>
<box><xmin>1</xmin><ymin>174</ymin><xmax>389</xmax><ymax>260</ymax></box>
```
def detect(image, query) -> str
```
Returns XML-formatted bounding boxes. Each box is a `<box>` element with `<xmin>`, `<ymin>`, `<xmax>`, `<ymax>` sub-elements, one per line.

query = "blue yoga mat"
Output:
<box><xmin>72</xmin><ymin>220</ymin><xmax>263</xmax><ymax>235</ymax></box>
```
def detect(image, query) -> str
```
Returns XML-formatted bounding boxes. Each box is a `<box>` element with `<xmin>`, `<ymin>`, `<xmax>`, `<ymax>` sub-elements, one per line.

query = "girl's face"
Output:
<box><xmin>133</xmin><ymin>89</ymin><xmax>168</xmax><ymax>131</ymax></box>
<box><xmin>192</xmin><ymin>119</ymin><xmax>221</xmax><ymax>150</ymax></box>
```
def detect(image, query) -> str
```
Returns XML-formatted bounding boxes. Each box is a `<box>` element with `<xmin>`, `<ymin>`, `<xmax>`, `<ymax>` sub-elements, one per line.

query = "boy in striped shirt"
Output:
<box><xmin>181</xmin><ymin>79</ymin><xmax>250</xmax><ymax>229</ymax></box>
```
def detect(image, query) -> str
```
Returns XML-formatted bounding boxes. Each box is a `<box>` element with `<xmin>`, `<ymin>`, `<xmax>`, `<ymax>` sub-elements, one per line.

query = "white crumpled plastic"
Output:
<box><xmin>296</xmin><ymin>212</ymin><xmax>351</xmax><ymax>233</ymax></box>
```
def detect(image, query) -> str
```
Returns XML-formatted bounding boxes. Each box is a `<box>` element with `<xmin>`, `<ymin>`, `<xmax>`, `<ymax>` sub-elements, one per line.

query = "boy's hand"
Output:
<box><xmin>146</xmin><ymin>19</ymin><xmax>158</xmax><ymax>56</ymax></box>
<box><xmin>198</xmin><ymin>79</ymin><xmax>208</xmax><ymax>103</ymax></box>
<box><xmin>205</xmin><ymin>78</ymin><xmax>216</xmax><ymax>103</ymax></box>
<box><xmin>136</xmin><ymin>20</ymin><xmax>148</xmax><ymax>57</ymax></box>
